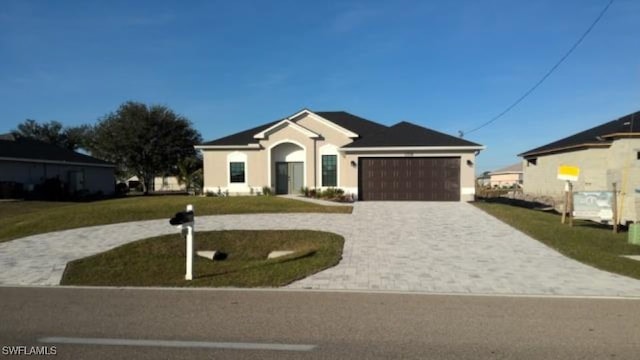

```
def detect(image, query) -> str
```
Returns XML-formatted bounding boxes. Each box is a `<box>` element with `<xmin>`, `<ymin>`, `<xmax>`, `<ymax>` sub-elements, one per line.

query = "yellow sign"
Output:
<box><xmin>558</xmin><ymin>165</ymin><xmax>580</xmax><ymax>181</ymax></box>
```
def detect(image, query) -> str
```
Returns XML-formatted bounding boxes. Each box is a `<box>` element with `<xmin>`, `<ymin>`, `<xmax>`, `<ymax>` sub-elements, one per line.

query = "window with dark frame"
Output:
<box><xmin>527</xmin><ymin>158</ymin><xmax>537</xmax><ymax>166</ymax></box>
<box><xmin>322</xmin><ymin>155</ymin><xmax>337</xmax><ymax>187</ymax></box>
<box><xmin>637</xmin><ymin>151</ymin><xmax>640</xmax><ymax>160</ymax></box>
<box><xmin>229</xmin><ymin>162</ymin><xmax>245</xmax><ymax>183</ymax></box>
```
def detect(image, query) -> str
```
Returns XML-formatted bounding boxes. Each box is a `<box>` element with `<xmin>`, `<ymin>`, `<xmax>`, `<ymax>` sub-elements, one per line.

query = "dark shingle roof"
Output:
<box><xmin>519</xmin><ymin>110</ymin><xmax>640</xmax><ymax>157</ymax></box>
<box><xmin>199</xmin><ymin>111</ymin><xmax>483</xmax><ymax>149</ymax></box>
<box><xmin>490</xmin><ymin>163</ymin><xmax>522</xmax><ymax>174</ymax></box>
<box><xmin>343</xmin><ymin>121</ymin><xmax>482</xmax><ymax>148</ymax></box>
<box><xmin>200</xmin><ymin>111</ymin><xmax>388</xmax><ymax>146</ymax></box>
<box><xmin>200</xmin><ymin>120</ymin><xmax>281</xmax><ymax>146</ymax></box>
<box><xmin>0</xmin><ymin>135</ymin><xmax>113</xmax><ymax>166</ymax></box>
<box><xmin>314</xmin><ymin>111</ymin><xmax>388</xmax><ymax>138</ymax></box>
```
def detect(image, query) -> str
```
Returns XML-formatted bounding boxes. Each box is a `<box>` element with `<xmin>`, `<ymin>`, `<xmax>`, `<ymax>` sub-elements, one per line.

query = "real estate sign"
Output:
<box><xmin>572</xmin><ymin>191</ymin><xmax>614</xmax><ymax>223</ymax></box>
<box><xmin>557</xmin><ymin>165</ymin><xmax>580</xmax><ymax>181</ymax></box>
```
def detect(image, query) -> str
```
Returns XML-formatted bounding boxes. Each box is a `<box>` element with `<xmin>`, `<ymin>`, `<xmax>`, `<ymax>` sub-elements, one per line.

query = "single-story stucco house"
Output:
<box><xmin>0</xmin><ymin>134</ymin><xmax>115</xmax><ymax>197</ymax></box>
<box><xmin>196</xmin><ymin>109</ymin><xmax>484</xmax><ymax>201</ymax></box>
<box><xmin>519</xmin><ymin>110</ymin><xmax>640</xmax><ymax>223</ymax></box>
<box><xmin>489</xmin><ymin>163</ymin><xmax>523</xmax><ymax>188</ymax></box>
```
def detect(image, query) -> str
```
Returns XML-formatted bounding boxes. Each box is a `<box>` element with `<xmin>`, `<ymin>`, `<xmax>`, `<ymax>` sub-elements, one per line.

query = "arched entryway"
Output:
<box><xmin>270</xmin><ymin>141</ymin><xmax>305</xmax><ymax>194</ymax></box>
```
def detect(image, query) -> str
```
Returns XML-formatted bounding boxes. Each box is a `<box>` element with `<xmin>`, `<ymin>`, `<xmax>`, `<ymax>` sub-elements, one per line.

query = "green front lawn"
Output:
<box><xmin>0</xmin><ymin>196</ymin><xmax>351</xmax><ymax>243</ymax></box>
<box><xmin>61</xmin><ymin>230</ymin><xmax>344</xmax><ymax>287</ymax></box>
<box><xmin>474</xmin><ymin>201</ymin><xmax>640</xmax><ymax>280</ymax></box>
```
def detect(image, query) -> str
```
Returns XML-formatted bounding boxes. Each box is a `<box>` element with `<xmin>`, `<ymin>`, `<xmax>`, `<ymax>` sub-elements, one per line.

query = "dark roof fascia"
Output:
<box><xmin>198</xmin><ymin>120</ymin><xmax>280</xmax><ymax>146</ymax></box>
<box><xmin>342</xmin><ymin>121</ymin><xmax>483</xmax><ymax>149</ymax></box>
<box><xmin>519</xmin><ymin>142</ymin><xmax>612</xmax><ymax>158</ymax></box>
<box><xmin>600</xmin><ymin>132</ymin><xmax>640</xmax><ymax>139</ymax></box>
<box><xmin>519</xmin><ymin>110</ymin><xmax>640</xmax><ymax>157</ymax></box>
<box><xmin>199</xmin><ymin>111</ymin><xmax>389</xmax><ymax>147</ymax></box>
<box><xmin>0</xmin><ymin>156</ymin><xmax>115</xmax><ymax>168</ymax></box>
<box><xmin>489</xmin><ymin>170</ymin><xmax>523</xmax><ymax>175</ymax></box>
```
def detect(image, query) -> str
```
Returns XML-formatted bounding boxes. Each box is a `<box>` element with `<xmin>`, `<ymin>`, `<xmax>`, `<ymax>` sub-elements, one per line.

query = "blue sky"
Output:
<box><xmin>1</xmin><ymin>0</ymin><xmax>638</xmax><ymax>173</ymax></box>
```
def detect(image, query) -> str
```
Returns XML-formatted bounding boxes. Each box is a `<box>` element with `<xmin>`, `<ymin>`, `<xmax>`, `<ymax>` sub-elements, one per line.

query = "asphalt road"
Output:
<box><xmin>1</xmin><ymin>287</ymin><xmax>640</xmax><ymax>359</ymax></box>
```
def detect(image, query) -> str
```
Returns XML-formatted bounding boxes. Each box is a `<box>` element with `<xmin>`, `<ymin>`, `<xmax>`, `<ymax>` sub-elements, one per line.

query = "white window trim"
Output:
<box><xmin>319</xmin><ymin>144</ymin><xmax>340</xmax><ymax>188</ymax></box>
<box><xmin>266</xmin><ymin>139</ymin><xmax>307</xmax><ymax>190</ymax></box>
<box><xmin>227</xmin><ymin>151</ymin><xmax>248</xmax><ymax>190</ymax></box>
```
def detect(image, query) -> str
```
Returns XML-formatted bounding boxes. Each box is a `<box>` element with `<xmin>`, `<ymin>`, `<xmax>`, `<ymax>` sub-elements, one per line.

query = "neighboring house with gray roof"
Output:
<box><xmin>519</xmin><ymin>110</ymin><xmax>640</xmax><ymax>223</ymax></box>
<box><xmin>196</xmin><ymin>109</ymin><xmax>484</xmax><ymax>201</ymax></box>
<box><xmin>0</xmin><ymin>134</ymin><xmax>115</xmax><ymax>198</ymax></box>
<box><xmin>489</xmin><ymin>163</ymin><xmax>523</xmax><ymax>188</ymax></box>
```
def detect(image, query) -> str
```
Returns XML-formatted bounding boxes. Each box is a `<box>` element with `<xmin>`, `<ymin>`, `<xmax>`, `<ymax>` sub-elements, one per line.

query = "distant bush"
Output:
<box><xmin>115</xmin><ymin>182</ymin><xmax>129</xmax><ymax>195</ymax></box>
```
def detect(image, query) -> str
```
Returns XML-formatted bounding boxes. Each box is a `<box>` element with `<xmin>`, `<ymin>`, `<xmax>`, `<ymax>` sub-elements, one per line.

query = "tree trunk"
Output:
<box><xmin>142</xmin><ymin>174</ymin><xmax>153</xmax><ymax>195</ymax></box>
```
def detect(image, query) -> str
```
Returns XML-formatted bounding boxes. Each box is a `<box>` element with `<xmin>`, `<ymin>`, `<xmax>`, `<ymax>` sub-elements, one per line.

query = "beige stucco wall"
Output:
<box><xmin>342</xmin><ymin>150</ymin><xmax>478</xmax><ymax>201</ymax></box>
<box><xmin>202</xmin><ymin>149</ymin><xmax>264</xmax><ymax>194</ymax></box>
<box><xmin>489</xmin><ymin>173</ymin><xmax>523</xmax><ymax>187</ymax></box>
<box><xmin>200</xmin><ymin>112</ymin><xmax>479</xmax><ymax>201</ymax></box>
<box><xmin>257</xmin><ymin>123</ymin><xmax>316</xmax><ymax>190</ymax></box>
<box><xmin>201</xmin><ymin>112</ymin><xmax>354</xmax><ymax>195</ymax></box>
<box><xmin>522</xmin><ymin>138</ymin><xmax>640</xmax><ymax>222</ymax></box>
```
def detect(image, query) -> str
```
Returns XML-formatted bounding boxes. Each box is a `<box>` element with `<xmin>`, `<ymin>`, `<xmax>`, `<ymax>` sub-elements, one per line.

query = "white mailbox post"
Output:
<box><xmin>184</xmin><ymin>204</ymin><xmax>194</xmax><ymax>280</ymax></box>
<box><xmin>169</xmin><ymin>204</ymin><xmax>195</xmax><ymax>280</ymax></box>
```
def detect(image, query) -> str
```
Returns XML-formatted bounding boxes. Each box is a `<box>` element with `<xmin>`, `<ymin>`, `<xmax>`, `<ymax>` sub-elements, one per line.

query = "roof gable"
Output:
<box><xmin>198</xmin><ymin>110</ymin><xmax>388</xmax><ymax>147</ymax></box>
<box><xmin>253</xmin><ymin>119</ymin><xmax>320</xmax><ymax>140</ymax></box>
<box><xmin>0</xmin><ymin>136</ymin><xmax>113</xmax><ymax>167</ymax></box>
<box><xmin>289</xmin><ymin>109</ymin><xmax>359</xmax><ymax>138</ymax></box>
<box><xmin>343</xmin><ymin>121</ymin><xmax>483</xmax><ymax>148</ymax></box>
<box><xmin>197</xmin><ymin>111</ymin><xmax>484</xmax><ymax>151</ymax></box>
<box><xmin>519</xmin><ymin>110</ymin><xmax>640</xmax><ymax>157</ymax></box>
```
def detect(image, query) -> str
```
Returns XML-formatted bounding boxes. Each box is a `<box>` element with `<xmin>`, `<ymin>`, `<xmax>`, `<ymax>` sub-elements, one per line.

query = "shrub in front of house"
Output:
<box><xmin>302</xmin><ymin>187</ymin><xmax>353</xmax><ymax>202</ymax></box>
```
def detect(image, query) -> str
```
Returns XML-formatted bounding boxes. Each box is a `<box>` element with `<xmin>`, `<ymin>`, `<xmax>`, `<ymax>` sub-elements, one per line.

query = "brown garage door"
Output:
<box><xmin>358</xmin><ymin>157</ymin><xmax>460</xmax><ymax>201</ymax></box>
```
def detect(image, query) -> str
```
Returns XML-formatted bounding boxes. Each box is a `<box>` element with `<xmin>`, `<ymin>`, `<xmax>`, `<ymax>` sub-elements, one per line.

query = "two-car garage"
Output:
<box><xmin>358</xmin><ymin>157</ymin><xmax>461</xmax><ymax>201</ymax></box>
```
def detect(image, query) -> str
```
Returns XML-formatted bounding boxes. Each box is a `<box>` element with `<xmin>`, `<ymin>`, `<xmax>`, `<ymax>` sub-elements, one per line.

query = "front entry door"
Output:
<box><xmin>276</xmin><ymin>162</ymin><xmax>303</xmax><ymax>194</ymax></box>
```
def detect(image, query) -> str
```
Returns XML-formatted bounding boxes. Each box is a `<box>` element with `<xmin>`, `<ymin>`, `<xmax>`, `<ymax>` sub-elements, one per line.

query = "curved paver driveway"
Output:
<box><xmin>2</xmin><ymin>202</ymin><xmax>640</xmax><ymax>296</ymax></box>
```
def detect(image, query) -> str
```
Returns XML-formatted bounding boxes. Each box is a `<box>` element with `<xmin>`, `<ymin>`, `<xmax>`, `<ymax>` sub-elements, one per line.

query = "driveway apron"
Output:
<box><xmin>2</xmin><ymin>202</ymin><xmax>640</xmax><ymax>296</ymax></box>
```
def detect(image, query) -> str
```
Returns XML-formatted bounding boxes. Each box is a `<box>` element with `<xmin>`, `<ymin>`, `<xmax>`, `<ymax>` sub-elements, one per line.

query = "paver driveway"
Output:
<box><xmin>2</xmin><ymin>202</ymin><xmax>640</xmax><ymax>296</ymax></box>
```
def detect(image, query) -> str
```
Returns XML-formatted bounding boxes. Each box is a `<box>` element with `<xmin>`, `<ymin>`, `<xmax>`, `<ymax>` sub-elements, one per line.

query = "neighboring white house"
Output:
<box><xmin>519</xmin><ymin>110</ymin><xmax>640</xmax><ymax>223</ymax></box>
<box><xmin>0</xmin><ymin>134</ymin><xmax>115</xmax><ymax>197</ymax></box>
<box><xmin>489</xmin><ymin>163</ymin><xmax>523</xmax><ymax>188</ymax></box>
<box><xmin>196</xmin><ymin>109</ymin><xmax>484</xmax><ymax>201</ymax></box>
<box><xmin>126</xmin><ymin>176</ymin><xmax>186</xmax><ymax>192</ymax></box>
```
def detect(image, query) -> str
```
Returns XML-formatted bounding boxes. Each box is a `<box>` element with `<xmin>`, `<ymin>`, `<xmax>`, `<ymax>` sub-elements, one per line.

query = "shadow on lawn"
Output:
<box><xmin>476</xmin><ymin>196</ymin><xmax>556</xmax><ymax>211</ymax></box>
<box><xmin>477</xmin><ymin>197</ymin><xmax>629</xmax><ymax>233</ymax></box>
<box><xmin>194</xmin><ymin>250</ymin><xmax>318</xmax><ymax>280</ymax></box>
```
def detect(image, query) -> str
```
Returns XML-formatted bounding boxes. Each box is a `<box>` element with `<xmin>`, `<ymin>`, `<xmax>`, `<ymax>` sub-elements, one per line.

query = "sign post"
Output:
<box><xmin>568</xmin><ymin>182</ymin><xmax>574</xmax><ymax>227</ymax></box>
<box><xmin>557</xmin><ymin>165</ymin><xmax>580</xmax><ymax>225</ymax></box>
<box><xmin>612</xmin><ymin>183</ymin><xmax>618</xmax><ymax>233</ymax></box>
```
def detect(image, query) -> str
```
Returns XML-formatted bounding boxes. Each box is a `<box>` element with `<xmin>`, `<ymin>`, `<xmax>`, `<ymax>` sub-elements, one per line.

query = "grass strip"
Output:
<box><xmin>0</xmin><ymin>196</ymin><xmax>351</xmax><ymax>243</ymax></box>
<box><xmin>61</xmin><ymin>230</ymin><xmax>344</xmax><ymax>287</ymax></box>
<box><xmin>474</xmin><ymin>201</ymin><xmax>640</xmax><ymax>280</ymax></box>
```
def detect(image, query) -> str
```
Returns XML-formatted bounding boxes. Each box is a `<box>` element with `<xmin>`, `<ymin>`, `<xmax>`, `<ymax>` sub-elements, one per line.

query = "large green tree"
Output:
<box><xmin>12</xmin><ymin>119</ymin><xmax>91</xmax><ymax>151</ymax></box>
<box><xmin>90</xmin><ymin>101</ymin><xmax>202</xmax><ymax>194</ymax></box>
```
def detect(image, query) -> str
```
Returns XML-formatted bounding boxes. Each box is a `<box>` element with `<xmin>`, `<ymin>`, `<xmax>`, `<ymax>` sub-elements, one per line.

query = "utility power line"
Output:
<box><xmin>460</xmin><ymin>0</ymin><xmax>615</xmax><ymax>138</ymax></box>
